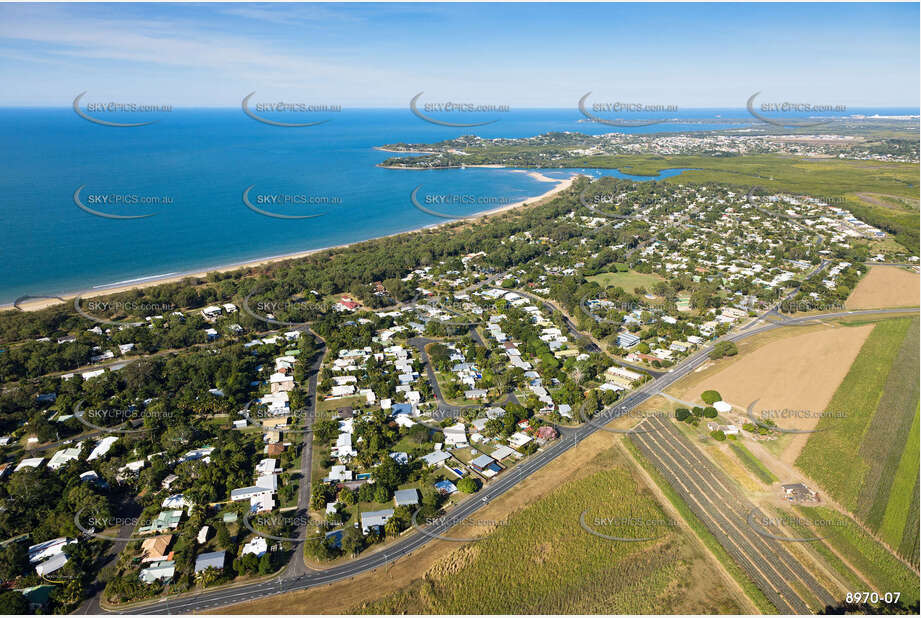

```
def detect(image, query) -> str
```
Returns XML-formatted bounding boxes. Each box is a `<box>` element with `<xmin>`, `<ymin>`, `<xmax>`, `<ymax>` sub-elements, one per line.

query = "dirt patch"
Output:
<box><xmin>847</xmin><ymin>266</ymin><xmax>920</xmax><ymax>310</ymax></box>
<box><xmin>668</xmin><ymin>323</ymin><xmax>875</xmax><ymax>464</ymax></box>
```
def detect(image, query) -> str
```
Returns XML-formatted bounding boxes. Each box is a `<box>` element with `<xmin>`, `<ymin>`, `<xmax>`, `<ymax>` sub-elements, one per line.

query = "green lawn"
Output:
<box><xmin>586</xmin><ymin>270</ymin><xmax>665</xmax><ymax>293</ymax></box>
<box><xmin>796</xmin><ymin>317</ymin><xmax>920</xmax><ymax>565</ymax></box>
<box><xmin>729</xmin><ymin>443</ymin><xmax>777</xmax><ymax>485</ymax></box>
<box><xmin>879</xmin><ymin>405</ymin><xmax>920</xmax><ymax>566</ymax></box>
<box><xmin>318</xmin><ymin>395</ymin><xmax>364</xmax><ymax>413</ymax></box>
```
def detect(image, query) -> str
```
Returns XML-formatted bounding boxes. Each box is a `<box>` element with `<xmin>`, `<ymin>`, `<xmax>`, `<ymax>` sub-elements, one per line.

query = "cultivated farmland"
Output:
<box><xmin>796</xmin><ymin>317</ymin><xmax>920</xmax><ymax>565</ymax></box>
<box><xmin>793</xmin><ymin>505</ymin><xmax>920</xmax><ymax>606</ymax></box>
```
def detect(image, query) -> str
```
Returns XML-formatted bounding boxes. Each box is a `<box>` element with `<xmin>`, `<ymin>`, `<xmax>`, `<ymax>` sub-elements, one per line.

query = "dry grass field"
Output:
<box><xmin>846</xmin><ymin>265</ymin><xmax>920</xmax><ymax>310</ymax></box>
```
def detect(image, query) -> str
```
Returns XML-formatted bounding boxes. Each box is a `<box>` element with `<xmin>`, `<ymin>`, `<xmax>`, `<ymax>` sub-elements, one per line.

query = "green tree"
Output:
<box><xmin>341</xmin><ymin>526</ymin><xmax>364</xmax><ymax>556</ymax></box>
<box><xmin>457</xmin><ymin>477</ymin><xmax>478</xmax><ymax>493</ymax></box>
<box><xmin>0</xmin><ymin>543</ymin><xmax>28</xmax><ymax>581</ymax></box>
<box><xmin>0</xmin><ymin>591</ymin><xmax>28</xmax><ymax>614</ymax></box>
<box><xmin>211</xmin><ymin>523</ymin><xmax>229</xmax><ymax>547</ymax></box>
<box><xmin>337</xmin><ymin>487</ymin><xmax>356</xmax><ymax>505</ymax></box>
<box><xmin>701</xmin><ymin>390</ymin><xmax>722</xmax><ymax>404</ymax></box>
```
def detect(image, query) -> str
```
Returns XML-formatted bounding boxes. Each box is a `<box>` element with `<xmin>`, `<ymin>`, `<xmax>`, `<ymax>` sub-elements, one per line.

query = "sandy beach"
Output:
<box><xmin>10</xmin><ymin>172</ymin><xmax>577</xmax><ymax>313</ymax></box>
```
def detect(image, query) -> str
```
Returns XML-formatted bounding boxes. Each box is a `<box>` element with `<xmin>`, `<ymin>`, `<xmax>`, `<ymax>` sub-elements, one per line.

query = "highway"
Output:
<box><xmin>101</xmin><ymin>306</ymin><xmax>918</xmax><ymax>614</ymax></box>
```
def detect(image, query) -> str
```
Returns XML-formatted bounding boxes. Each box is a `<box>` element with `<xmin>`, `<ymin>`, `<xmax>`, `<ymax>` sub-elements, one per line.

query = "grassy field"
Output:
<box><xmin>729</xmin><ymin>442</ymin><xmax>777</xmax><ymax>485</ymax></box>
<box><xmin>796</xmin><ymin>317</ymin><xmax>920</xmax><ymax>565</ymax></box>
<box><xmin>353</xmin><ymin>451</ymin><xmax>743</xmax><ymax>614</ymax></box>
<box><xmin>879</xmin><ymin>405</ymin><xmax>920</xmax><ymax>566</ymax></box>
<box><xmin>586</xmin><ymin>269</ymin><xmax>665</xmax><ymax>293</ymax></box>
<box><xmin>793</xmin><ymin>505</ymin><xmax>920</xmax><ymax>606</ymax></box>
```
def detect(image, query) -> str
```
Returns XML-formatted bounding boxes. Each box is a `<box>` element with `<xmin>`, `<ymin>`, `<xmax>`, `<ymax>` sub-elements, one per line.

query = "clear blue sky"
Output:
<box><xmin>0</xmin><ymin>2</ymin><xmax>917</xmax><ymax>107</ymax></box>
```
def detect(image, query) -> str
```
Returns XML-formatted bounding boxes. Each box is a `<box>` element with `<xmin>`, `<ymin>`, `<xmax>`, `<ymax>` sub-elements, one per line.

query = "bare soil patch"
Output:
<box><xmin>668</xmin><ymin>324</ymin><xmax>875</xmax><ymax>464</ymax></box>
<box><xmin>847</xmin><ymin>266</ymin><xmax>920</xmax><ymax>310</ymax></box>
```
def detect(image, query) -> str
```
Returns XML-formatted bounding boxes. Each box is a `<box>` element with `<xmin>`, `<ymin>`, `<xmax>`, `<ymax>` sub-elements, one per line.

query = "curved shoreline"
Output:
<box><xmin>7</xmin><ymin>173</ymin><xmax>577</xmax><ymax>312</ymax></box>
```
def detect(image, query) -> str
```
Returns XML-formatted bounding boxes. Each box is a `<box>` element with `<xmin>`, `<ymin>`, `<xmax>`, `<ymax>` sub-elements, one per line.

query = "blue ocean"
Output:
<box><xmin>0</xmin><ymin>106</ymin><xmax>913</xmax><ymax>304</ymax></box>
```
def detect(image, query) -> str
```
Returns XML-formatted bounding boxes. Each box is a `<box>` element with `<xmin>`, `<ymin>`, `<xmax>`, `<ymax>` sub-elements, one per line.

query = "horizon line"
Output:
<box><xmin>2</xmin><ymin>105</ymin><xmax>919</xmax><ymax>110</ymax></box>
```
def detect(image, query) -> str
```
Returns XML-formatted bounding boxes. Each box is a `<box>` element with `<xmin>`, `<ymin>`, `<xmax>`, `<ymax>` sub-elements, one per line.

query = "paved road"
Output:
<box><xmin>284</xmin><ymin>329</ymin><xmax>327</xmax><ymax>579</ymax></box>
<box><xmin>512</xmin><ymin>288</ymin><xmax>666</xmax><ymax>379</ymax></box>
<box><xmin>76</xmin><ymin>497</ymin><xmax>142</xmax><ymax>614</ymax></box>
<box><xmin>100</xmin><ymin>306</ymin><xmax>918</xmax><ymax>614</ymax></box>
<box><xmin>408</xmin><ymin>335</ymin><xmax>519</xmax><ymax>421</ymax></box>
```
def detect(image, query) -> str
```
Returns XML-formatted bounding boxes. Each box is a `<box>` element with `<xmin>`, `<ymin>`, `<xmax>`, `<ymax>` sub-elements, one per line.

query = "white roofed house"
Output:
<box><xmin>201</xmin><ymin>306</ymin><xmax>222</xmax><ymax>321</ymax></box>
<box><xmin>86</xmin><ymin>436</ymin><xmax>119</xmax><ymax>461</ymax></box>
<box><xmin>241</xmin><ymin>536</ymin><xmax>268</xmax><ymax>557</ymax></box>
<box><xmin>329</xmin><ymin>384</ymin><xmax>356</xmax><ymax>398</ymax></box>
<box><xmin>325</xmin><ymin>464</ymin><xmax>353</xmax><ymax>483</ymax></box>
<box><xmin>48</xmin><ymin>446</ymin><xmax>81</xmax><ymax>470</ymax></box>
<box><xmin>509</xmin><ymin>432</ymin><xmax>533</xmax><ymax>448</ymax></box>
<box><xmin>269</xmin><ymin>372</ymin><xmax>295</xmax><ymax>393</ymax></box>
<box><xmin>360</xmin><ymin>509</ymin><xmax>394</xmax><ymax>535</ymax></box>
<box><xmin>161</xmin><ymin>494</ymin><xmax>193</xmax><ymax>512</ymax></box>
<box><xmin>29</xmin><ymin>537</ymin><xmax>77</xmax><ymax>576</ymax></box>
<box><xmin>443</xmin><ymin>423</ymin><xmax>467</xmax><ymax>447</ymax></box>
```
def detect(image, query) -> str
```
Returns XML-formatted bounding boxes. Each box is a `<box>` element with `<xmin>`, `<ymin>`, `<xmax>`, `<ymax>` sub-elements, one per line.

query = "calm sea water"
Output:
<box><xmin>0</xmin><ymin>107</ymin><xmax>913</xmax><ymax>304</ymax></box>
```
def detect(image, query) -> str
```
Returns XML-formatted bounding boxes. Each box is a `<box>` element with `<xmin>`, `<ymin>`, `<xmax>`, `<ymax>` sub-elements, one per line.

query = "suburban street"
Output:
<box><xmin>100</xmin><ymin>305</ymin><xmax>918</xmax><ymax>614</ymax></box>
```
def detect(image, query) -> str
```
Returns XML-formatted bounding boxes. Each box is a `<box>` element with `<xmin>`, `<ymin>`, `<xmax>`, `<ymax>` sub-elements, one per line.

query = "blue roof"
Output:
<box><xmin>391</xmin><ymin>403</ymin><xmax>413</xmax><ymax>416</ymax></box>
<box><xmin>194</xmin><ymin>550</ymin><xmax>226</xmax><ymax>572</ymax></box>
<box><xmin>434</xmin><ymin>480</ymin><xmax>457</xmax><ymax>493</ymax></box>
